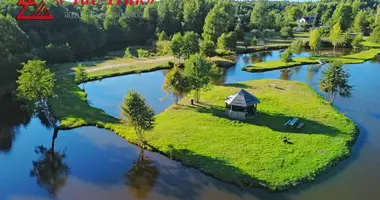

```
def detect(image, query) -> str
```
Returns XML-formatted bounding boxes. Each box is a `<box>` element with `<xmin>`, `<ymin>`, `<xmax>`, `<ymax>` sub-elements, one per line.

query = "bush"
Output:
<box><xmin>281</xmin><ymin>49</ymin><xmax>293</xmax><ymax>63</ymax></box>
<box><xmin>137</xmin><ymin>49</ymin><xmax>149</xmax><ymax>58</ymax></box>
<box><xmin>251</xmin><ymin>37</ymin><xmax>258</xmax><ymax>46</ymax></box>
<box><xmin>280</xmin><ymin>27</ymin><xmax>294</xmax><ymax>40</ymax></box>
<box><xmin>352</xmin><ymin>33</ymin><xmax>364</xmax><ymax>50</ymax></box>
<box><xmin>200</xmin><ymin>39</ymin><xmax>216</xmax><ymax>57</ymax></box>
<box><xmin>156</xmin><ymin>41</ymin><xmax>171</xmax><ymax>55</ymax></box>
<box><xmin>217</xmin><ymin>32</ymin><xmax>237</xmax><ymax>51</ymax></box>
<box><xmin>158</xmin><ymin>31</ymin><xmax>168</xmax><ymax>41</ymax></box>
<box><xmin>124</xmin><ymin>47</ymin><xmax>133</xmax><ymax>58</ymax></box>
<box><xmin>369</xmin><ymin>26</ymin><xmax>380</xmax><ymax>43</ymax></box>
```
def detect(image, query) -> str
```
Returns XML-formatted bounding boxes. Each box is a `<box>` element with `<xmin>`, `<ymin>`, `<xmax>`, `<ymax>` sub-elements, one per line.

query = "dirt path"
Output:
<box><xmin>86</xmin><ymin>56</ymin><xmax>174</xmax><ymax>73</ymax></box>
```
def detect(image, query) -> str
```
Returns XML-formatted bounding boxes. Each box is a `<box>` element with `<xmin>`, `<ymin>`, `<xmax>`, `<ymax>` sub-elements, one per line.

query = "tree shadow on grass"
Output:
<box><xmin>181</xmin><ymin>103</ymin><xmax>344</xmax><ymax>136</ymax></box>
<box><xmin>146</xmin><ymin>144</ymin><xmax>292</xmax><ymax>200</ymax></box>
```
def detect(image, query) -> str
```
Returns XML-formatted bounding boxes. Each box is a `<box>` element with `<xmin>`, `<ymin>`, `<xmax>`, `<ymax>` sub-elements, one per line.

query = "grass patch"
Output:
<box><xmin>362</xmin><ymin>41</ymin><xmax>380</xmax><ymax>48</ymax></box>
<box><xmin>50</xmin><ymin>78</ymin><xmax>358</xmax><ymax>191</ymax></box>
<box><xmin>210</xmin><ymin>56</ymin><xmax>236</xmax><ymax>68</ymax></box>
<box><xmin>243</xmin><ymin>57</ymin><xmax>318</xmax><ymax>72</ymax></box>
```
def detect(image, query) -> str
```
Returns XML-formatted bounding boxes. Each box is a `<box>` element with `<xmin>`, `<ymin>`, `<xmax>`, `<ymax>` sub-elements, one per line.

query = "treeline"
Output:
<box><xmin>1</xmin><ymin>0</ymin><xmax>380</xmax><ymax>91</ymax></box>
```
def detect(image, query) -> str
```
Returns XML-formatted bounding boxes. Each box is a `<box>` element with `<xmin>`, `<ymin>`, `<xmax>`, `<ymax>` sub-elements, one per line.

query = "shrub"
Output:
<box><xmin>156</xmin><ymin>41</ymin><xmax>171</xmax><ymax>55</ymax></box>
<box><xmin>251</xmin><ymin>37</ymin><xmax>258</xmax><ymax>46</ymax></box>
<box><xmin>124</xmin><ymin>47</ymin><xmax>133</xmax><ymax>58</ymax></box>
<box><xmin>40</xmin><ymin>43</ymin><xmax>73</xmax><ymax>64</ymax></box>
<box><xmin>137</xmin><ymin>49</ymin><xmax>149</xmax><ymax>58</ymax></box>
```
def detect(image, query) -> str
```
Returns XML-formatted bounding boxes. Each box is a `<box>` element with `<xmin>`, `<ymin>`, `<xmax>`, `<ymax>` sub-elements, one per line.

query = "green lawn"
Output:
<box><xmin>362</xmin><ymin>41</ymin><xmax>380</xmax><ymax>48</ymax></box>
<box><xmin>244</xmin><ymin>49</ymin><xmax>380</xmax><ymax>72</ymax></box>
<box><xmin>50</xmin><ymin>78</ymin><xmax>358</xmax><ymax>191</ymax></box>
<box><xmin>243</xmin><ymin>57</ymin><xmax>318</xmax><ymax>72</ymax></box>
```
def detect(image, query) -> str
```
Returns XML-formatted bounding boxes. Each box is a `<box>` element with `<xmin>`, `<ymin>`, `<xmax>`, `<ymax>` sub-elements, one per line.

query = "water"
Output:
<box><xmin>1</xmin><ymin>50</ymin><xmax>380</xmax><ymax>200</ymax></box>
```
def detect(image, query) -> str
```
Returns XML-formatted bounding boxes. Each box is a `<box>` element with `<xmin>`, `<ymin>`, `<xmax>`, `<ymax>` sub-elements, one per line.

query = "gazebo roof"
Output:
<box><xmin>224</xmin><ymin>89</ymin><xmax>260</xmax><ymax>107</ymax></box>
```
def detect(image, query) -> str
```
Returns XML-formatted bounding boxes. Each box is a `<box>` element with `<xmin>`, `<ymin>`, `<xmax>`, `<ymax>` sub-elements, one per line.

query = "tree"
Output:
<box><xmin>124</xmin><ymin>47</ymin><xmax>133</xmax><ymax>58</ymax></box>
<box><xmin>163</xmin><ymin>66</ymin><xmax>191</xmax><ymax>104</ymax></box>
<box><xmin>290</xmin><ymin>40</ymin><xmax>303</xmax><ymax>54</ymax></box>
<box><xmin>251</xmin><ymin>37</ymin><xmax>258</xmax><ymax>46</ymax></box>
<box><xmin>330</xmin><ymin>3</ymin><xmax>352</xmax><ymax>30</ymax></box>
<box><xmin>202</xmin><ymin>2</ymin><xmax>234</xmax><ymax>42</ymax></box>
<box><xmin>353</xmin><ymin>10</ymin><xmax>368</xmax><ymax>34</ymax></box>
<box><xmin>250</xmin><ymin>0</ymin><xmax>268</xmax><ymax>31</ymax></box>
<box><xmin>170</xmin><ymin>32</ymin><xmax>183</xmax><ymax>61</ymax></box>
<box><xmin>352</xmin><ymin>33</ymin><xmax>364</xmax><ymax>50</ymax></box>
<box><xmin>184</xmin><ymin>54</ymin><xmax>218</xmax><ymax>102</ymax></box>
<box><xmin>217</xmin><ymin>32</ymin><xmax>237</xmax><ymax>51</ymax></box>
<box><xmin>281</xmin><ymin>49</ymin><xmax>293</xmax><ymax>65</ymax></box>
<box><xmin>285</xmin><ymin>6</ymin><xmax>303</xmax><ymax>23</ymax></box>
<box><xmin>30</xmin><ymin>130</ymin><xmax>69</xmax><ymax>196</ymax></box>
<box><xmin>74</xmin><ymin>65</ymin><xmax>88</xmax><ymax>91</ymax></box>
<box><xmin>329</xmin><ymin>23</ymin><xmax>342</xmax><ymax>52</ymax></box>
<box><xmin>352</xmin><ymin>0</ymin><xmax>361</xmax><ymax>16</ymax></box>
<box><xmin>158</xmin><ymin>31</ymin><xmax>168</xmax><ymax>41</ymax></box>
<box><xmin>309</xmin><ymin>28</ymin><xmax>322</xmax><ymax>52</ymax></box>
<box><xmin>234</xmin><ymin>21</ymin><xmax>244</xmax><ymax>40</ymax></box>
<box><xmin>16</xmin><ymin>60</ymin><xmax>55</xmax><ymax>111</ymax></box>
<box><xmin>369</xmin><ymin>25</ymin><xmax>380</xmax><ymax>43</ymax></box>
<box><xmin>242</xmin><ymin>38</ymin><xmax>250</xmax><ymax>50</ymax></box>
<box><xmin>200</xmin><ymin>39</ymin><xmax>216</xmax><ymax>57</ymax></box>
<box><xmin>280</xmin><ymin>27</ymin><xmax>294</xmax><ymax>40</ymax></box>
<box><xmin>181</xmin><ymin>31</ymin><xmax>200</xmax><ymax>59</ymax></box>
<box><xmin>121</xmin><ymin>90</ymin><xmax>155</xmax><ymax>146</ymax></box>
<box><xmin>319</xmin><ymin>61</ymin><xmax>353</xmax><ymax>103</ymax></box>
<box><xmin>183</xmin><ymin>0</ymin><xmax>206</xmax><ymax>34</ymax></box>
<box><xmin>157</xmin><ymin>0</ymin><xmax>183</xmax><ymax>35</ymax></box>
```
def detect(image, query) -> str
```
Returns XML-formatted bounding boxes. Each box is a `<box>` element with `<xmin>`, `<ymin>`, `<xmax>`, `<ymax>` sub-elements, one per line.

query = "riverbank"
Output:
<box><xmin>243</xmin><ymin>57</ymin><xmax>318</xmax><ymax>72</ymax></box>
<box><xmin>50</xmin><ymin>77</ymin><xmax>358</xmax><ymax>191</ymax></box>
<box><xmin>243</xmin><ymin>48</ymin><xmax>380</xmax><ymax>72</ymax></box>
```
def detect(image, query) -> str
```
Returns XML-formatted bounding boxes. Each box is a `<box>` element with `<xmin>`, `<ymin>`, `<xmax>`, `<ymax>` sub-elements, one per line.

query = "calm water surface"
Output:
<box><xmin>1</xmin><ymin>50</ymin><xmax>380</xmax><ymax>200</ymax></box>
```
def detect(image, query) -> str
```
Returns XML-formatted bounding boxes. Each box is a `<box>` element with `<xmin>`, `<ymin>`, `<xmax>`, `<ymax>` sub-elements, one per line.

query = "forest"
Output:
<box><xmin>1</xmin><ymin>0</ymin><xmax>380</xmax><ymax>92</ymax></box>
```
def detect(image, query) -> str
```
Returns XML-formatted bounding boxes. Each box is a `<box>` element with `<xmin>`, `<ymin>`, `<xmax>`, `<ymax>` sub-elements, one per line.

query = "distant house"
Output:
<box><xmin>298</xmin><ymin>16</ymin><xmax>315</xmax><ymax>26</ymax></box>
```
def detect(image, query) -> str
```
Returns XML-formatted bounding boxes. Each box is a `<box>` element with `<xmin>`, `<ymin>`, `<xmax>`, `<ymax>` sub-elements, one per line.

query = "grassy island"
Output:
<box><xmin>243</xmin><ymin>57</ymin><xmax>318</xmax><ymax>72</ymax></box>
<box><xmin>243</xmin><ymin>49</ymin><xmax>380</xmax><ymax>72</ymax></box>
<box><xmin>50</xmin><ymin>79</ymin><xmax>358</xmax><ymax>191</ymax></box>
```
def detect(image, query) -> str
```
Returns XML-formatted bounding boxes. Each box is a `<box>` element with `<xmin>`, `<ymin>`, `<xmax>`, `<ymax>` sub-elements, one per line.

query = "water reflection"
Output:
<box><xmin>125</xmin><ymin>149</ymin><xmax>160</xmax><ymax>199</ymax></box>
<box><xmin>280</xmin><ymin>69</ymin><xmax>293</xmax><ymax>80</ymax></box>
<box><xmin>30</xmin><ymin>129</ymin><xmax>70</xmax><ymax>196</ymax></box>
<box><xmin>0</xmin><ymin>94</ymin><xmax>31</xmax><ymax>152</ymax></box>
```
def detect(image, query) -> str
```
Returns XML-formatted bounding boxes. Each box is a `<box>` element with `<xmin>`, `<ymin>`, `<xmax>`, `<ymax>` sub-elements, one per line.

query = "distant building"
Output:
<box><xmin>298</xmin><ymin>16</ymin><xmax>315</xmax><ymax>26</ymax></box>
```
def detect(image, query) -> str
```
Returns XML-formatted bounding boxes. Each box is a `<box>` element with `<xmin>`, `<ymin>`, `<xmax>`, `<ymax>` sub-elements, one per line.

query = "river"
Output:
<box><xmin>1</xmin><ymin>50</ymin><xmax>380</xmax><ymax>200</ymax></box>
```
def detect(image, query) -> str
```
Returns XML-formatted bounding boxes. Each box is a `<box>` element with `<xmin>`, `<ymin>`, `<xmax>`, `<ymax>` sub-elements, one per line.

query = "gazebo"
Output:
<box><xmin>224</xmin><ymin>89</ymin><xmax>260</xmax><ymax>120</ymax></box>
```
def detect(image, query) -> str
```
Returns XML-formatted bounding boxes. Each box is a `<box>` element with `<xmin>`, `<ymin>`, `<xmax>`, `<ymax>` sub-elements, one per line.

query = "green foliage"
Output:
<box><xmin>352</xmin><ymin>10</ymin><xmax>368</xmax><ymax>33</ymax></box>
<box><xmin>137</xmin><ymin>49</ymin><xmax>149</xmax><ymax>58</ymax></box>
<box><xmin>251</xmin><ymin>37</ymin><xmax>258</xmax><ymax>46</ymax></box>
<box><xmin>330</xmin><ymin>2</ymin><xmax>353</xmax><ymax>30</ymax></box>
<box><xmin>352</xmin><ymin>33</ymin><xmax>364</xmax><ymax>50</ymax></box>
<box><xmin>121</xmin><ymin>90</ymin><xmax>155</xmax><ymax>146</ymax></box>
<box><xmin>163</xmin><ymin>66</ymin><xmax>191</xmax><ymax>104</ymax></box>
<box><xmin>284</xmin><ymin>6</ymin><xmax>303</xmax><ymax>23</ymax></box>
<box><xmin>329</xmin><ymin>23</ymin><xmax>343</xmax><ymax>50</ymax></box>
<box><xmin>124</xmin><ymin>48</ymin><xmax>133</xmax><ymax>58</ymax></box>
<box><xmin>156</xmin><ymin>41</ymin><xmax>171</xmax><ymax>56</ymax></box>
<box><xmin>184</xmin><ymin>53</ymin><xmax>218</xmax><ymax>102</ymax></box>
<box><xmin>157</xmin><ymin>0</ymin><xmax>183</xmax><ymax>36</ymax></box>
<box><xmin>290</xmin><ymin>40</ymin><xmax>304</xmax><ymax>54</ymax></box>
<box><xmin>319</xmin><ymin>61</ymin><xmax>353</xmax><ymax>103</ymax></box>
<box><xmin>183</xmin><ymin>0</ymin><xmax>207</xmax><ymax>34</ymax></box>
<box><xmin>202</xmin><ymin>1</ymin><xmax>234</xmax><ymax>42</ymax></box>
<box><xmin>40</xmin><ymin>43</ymin><xmax>73</xmax><ymax>64</ymax></box>
<box><xmin>250</xmin><ymin>0</ymin><xmax>268</xmax><ymax>30</ymax></box>
<box><xmin>234</xmin><ymin>22</ymin><xmax>244</xmax><ymax>40</ymax></box>
<box><xmin>281</xmin><ymin>49</ymin><xmax>293</xmax><ymax>63</ymax></box>
<box><xmin>309</xmin><ymin>28</ymin><xmax>322</xmax><ymax>52</ymax></box>
<box><xmin>369</xmin><ymin>25</ymin><xmax>380</xmax><ymax>43</ymax></box>
<box><xmin>158</xmin><ymin>31</ymin><xmax>168</xmax><ymax>41</ymax></box>
<box><xmin>200</xmin><ymin>39</ymin><xmax>216</xmax><ymax>57</ymax></box>
<box><xmin>181</xmin><ymin>31</ymin><xmax>200</xmax><ymax>59</ymax></box>
<box><xmin>280</xmin><ymin>27</ymin><xmax>294</xmax><ymax>40</ymax></box>
<box><xmin>74</xmin><ymin>65</ymin><xmax>88</xmax><ymax>91</ymax></box>
<box><xmin>16</xmin><ymin>60</ymin><xmax>55</xmax><ymax>110</ymax></box>
<box><xmin>170</xmin><ymin>33</ymin><xmax>183</xmax><ymax>60</ymax></box>
<box><xmin>217</xmin><ymin>32</ymin><xmax>237</xmax><ymax>51</ymax></box>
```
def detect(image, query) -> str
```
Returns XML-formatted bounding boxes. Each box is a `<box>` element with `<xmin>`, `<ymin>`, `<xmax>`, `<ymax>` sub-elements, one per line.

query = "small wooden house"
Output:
<box><xmin>225</xmin><ymin>89</ymin><xmax>260</xmax><ymax>120</ymax></box>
